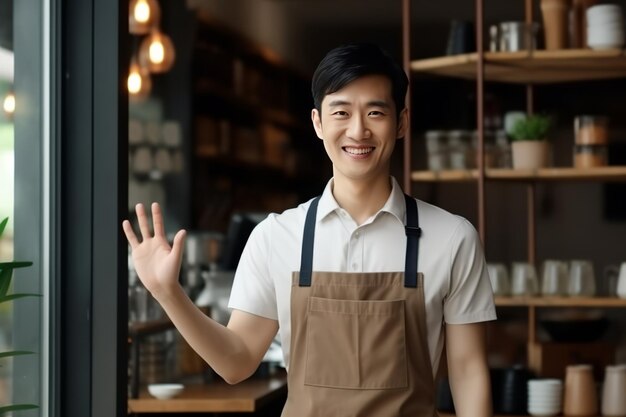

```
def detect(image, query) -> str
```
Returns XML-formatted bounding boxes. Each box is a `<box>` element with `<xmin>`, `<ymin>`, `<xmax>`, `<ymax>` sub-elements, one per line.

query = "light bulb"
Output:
<box><xmin>149</xmin><ymin>39</ymin><xmax>165</xmax><ymax>64</ymax></box>
<box><xmin>133</xmin><ymin>0</ymin><xmax>150</xmax><ymax>23</ymax></box>
<box><xmin>3</xmin><ymin>92</ymin><xmax>15</xmax><ymax>115</ymax></box>
<box><xmin>128</xmin><ymin>59</ymin><xmax>151</xmax><ymax>100</ymax></box>
<box><xmin>139</xmin><ymin>29</ymin><xmax>175</xmax><ymax>73</ymax></box>
<box><xmin>128</xmin><ymin>72</ymin><xmax>142</xmax><ymax>94</ymax></box>
<box><xmin>129</xmin><ymin>0</ymin><xmax>160</xmax><ymax>35</ymax></box>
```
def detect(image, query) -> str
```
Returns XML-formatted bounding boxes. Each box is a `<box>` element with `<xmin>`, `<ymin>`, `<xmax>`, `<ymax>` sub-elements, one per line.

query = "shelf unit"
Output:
<box><xmin>411</xmin><ymin>49</ymin><xmax>626</xmax><ymax>84</ymax></box>
<box><xmin>411</xmin><ymin>167</ymin><xmax>626</xmax><ymax>182</ymax></box>
<box><xmin>400</xmin><ymin>0</ymin><xmax>626</xmax><ymax>379</ymax></box>
<box><xmin>495</xmin><ymin>297</ymin><xmax>626</xmax><ymax>308</ymax></box>
<box><xmin>128</xmin><ymin>318</ymin><xmax>176</xmax><ymax>399</ymax></box>
<box><xmin>190</xmin><ymin>12</ymin><xmax>328</xmax><ymax>231</ymax></box>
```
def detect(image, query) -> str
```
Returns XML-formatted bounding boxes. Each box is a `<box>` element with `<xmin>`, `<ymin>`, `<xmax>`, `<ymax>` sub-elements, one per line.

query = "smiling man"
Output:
<box><xmin>124</xmin><ymin>43</ymin><xmax>496</xmax><ymax>417</ymax></box>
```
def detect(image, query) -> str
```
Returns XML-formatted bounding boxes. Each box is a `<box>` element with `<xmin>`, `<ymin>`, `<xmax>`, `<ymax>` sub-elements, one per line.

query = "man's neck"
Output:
<box><xmin>332</xmin><ymin>175</ymin><xmax>392</xmax><ymax>226</ymax></box>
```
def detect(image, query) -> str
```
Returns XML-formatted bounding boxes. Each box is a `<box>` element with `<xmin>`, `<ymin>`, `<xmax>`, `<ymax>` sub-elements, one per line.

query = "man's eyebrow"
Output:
<box><xmin>327</xmin><ymin>100</ymin><xmax>391</xmax><ymax>108</ymax></box>
<box><xmin>367</xmin><ymin>100</ymin><xmax>391</xmax><ymax>108</ymax></box>
<box><xmin>327</xmin><ymin>100</ymin><xmax>350</xmax><ymax>108</ymax></box>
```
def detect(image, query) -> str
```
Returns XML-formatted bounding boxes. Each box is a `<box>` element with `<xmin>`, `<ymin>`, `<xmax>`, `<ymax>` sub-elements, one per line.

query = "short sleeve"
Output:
<box><xmin>443</xmin><ymin>219</ymin><xmax>497</xmax><ymax>324</ymax></box>
<box><xmin>227</xmin><ymin>216</ymin><xmax>278</xmax><ymax>320</ymax></box>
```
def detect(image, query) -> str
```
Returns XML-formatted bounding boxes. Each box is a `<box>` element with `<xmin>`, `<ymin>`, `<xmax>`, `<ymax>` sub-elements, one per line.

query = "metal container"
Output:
<box><xmin>499</xmin><ymin>21</ymin><xmax>539</xmax><ymax>51</ymax></box>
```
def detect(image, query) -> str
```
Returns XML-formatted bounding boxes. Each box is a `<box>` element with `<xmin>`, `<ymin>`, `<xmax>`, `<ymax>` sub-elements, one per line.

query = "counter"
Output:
<box><xmin>128</xmin><ymin>374</ymin><xmax>287</xmax><ymax>414</ymax></box>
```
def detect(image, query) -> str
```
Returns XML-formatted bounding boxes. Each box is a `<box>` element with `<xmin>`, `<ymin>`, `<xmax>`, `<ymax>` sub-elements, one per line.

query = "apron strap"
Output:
<box><xmin>404</xmin><ymin>194</ymin><xmax>421</xmax><ymax>288</ymax></box>
<box><xmin>299</xmin><ymin>196</ymin><xmax>321</xmax><ymax>287</ymax></box>
<box><xmin>299</xmin><ymin>194</ymin><xmax>421</xmax><ymax>288</ymax></box>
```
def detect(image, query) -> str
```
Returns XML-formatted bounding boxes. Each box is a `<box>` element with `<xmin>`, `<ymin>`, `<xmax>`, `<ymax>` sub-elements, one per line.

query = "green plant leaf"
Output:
<box><xmin>0</xmin><ymin>217</ymin><xmax>7</xmax><ymax>238</ymax></box>
<box><xmin>510</xmin><ymin>114</ymin><xmax>552</xmax><ymax>141</ymax></box>
<box><xmin>0</xmin><ymin>268</ymin><xmax>11</xmax><ymax>298</ymax></box>
<box><xmin>0</xmin><ymin>261</ymin><xmax>33</xmax><ymax>269</ymax></box>
<box><xmin>0</xmin><ymin>293</ymin><xmax>41</xmax><ymax>303</ymax></box>
<box><xmin>0</xmin><ymin>351</ymin><xmax>35</xmax><ymax>359</ymax></box>
<box><xmin>0</xmin><ymin>262</ymin><xmax>33</xmax><ymax>298</ymax></box>
<box><xmin>0</xmin><ymin>404</ymin><xmax>39</xmax><ymax>413</ymax></box>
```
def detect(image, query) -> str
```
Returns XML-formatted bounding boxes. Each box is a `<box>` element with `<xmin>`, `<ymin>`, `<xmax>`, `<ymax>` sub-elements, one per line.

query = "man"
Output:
<box><xmin>123</xmin><ymin>43</ymin><xmax>496</xmax><ymax>417</ymax></box>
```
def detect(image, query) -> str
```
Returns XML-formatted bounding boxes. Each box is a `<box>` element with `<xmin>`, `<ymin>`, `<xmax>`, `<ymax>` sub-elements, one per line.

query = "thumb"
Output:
<box><xmin>171</xmin><ymin>229</ymin><xmax>187</xmax><ymax>260</ymax></box>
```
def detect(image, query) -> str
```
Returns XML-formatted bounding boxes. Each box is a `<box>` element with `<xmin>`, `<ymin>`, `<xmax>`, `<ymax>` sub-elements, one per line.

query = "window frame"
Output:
<box><xmin>14</xmin><ymin>0</ymin><xmax>128</xmax><ymax>415</ymax></box>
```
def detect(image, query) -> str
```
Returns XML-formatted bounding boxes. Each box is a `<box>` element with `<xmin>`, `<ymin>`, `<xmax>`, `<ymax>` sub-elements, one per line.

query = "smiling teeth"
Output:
<box><xmin>344</xmin><ymin>147</ymin><xmax>374</xmax><ymax>155</ymax></box>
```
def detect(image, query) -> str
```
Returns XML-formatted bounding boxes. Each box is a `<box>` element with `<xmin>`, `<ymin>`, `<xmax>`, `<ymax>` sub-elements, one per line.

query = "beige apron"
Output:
<box><xmin>281</xmin><ymin>194</ymin><xmax>438</xmax><ymax>417</ymax></box>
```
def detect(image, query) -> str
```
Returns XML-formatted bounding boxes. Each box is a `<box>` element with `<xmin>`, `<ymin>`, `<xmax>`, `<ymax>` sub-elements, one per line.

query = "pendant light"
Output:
<box><xmin>139</xmin><ymin>28</ymin><xmax>176</xmax><ymax>73</ymax></box>
<box><xmin>129</xmin><ymin>0</ymin><xmax>160</xmax><ymax>35</ymax></box>
<box><xmin>3</xmin><ymin>91</ymin><xmax>15</xmax><ymax>116</ymax></box>
<box><xmin>128</xmin><ymin>57</ymin><xmax>151</xmax><ymax>101</ymax></box>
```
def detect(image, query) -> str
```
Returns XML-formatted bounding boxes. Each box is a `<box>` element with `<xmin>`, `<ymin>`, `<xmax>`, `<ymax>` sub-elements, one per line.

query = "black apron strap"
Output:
<box><xmin>299</xmin><ymin>194</ymin><xmax>420</xmax><ymax>288</ymax></box>
<box><xmin>299</xmin><ymin>196</ymin><xmax>321</xmax><ymax>287</ymax></box>
<box><xmin>404</xmin><ymin>194</ymin><xmax>421</xmax><ymax>288</ymax></box>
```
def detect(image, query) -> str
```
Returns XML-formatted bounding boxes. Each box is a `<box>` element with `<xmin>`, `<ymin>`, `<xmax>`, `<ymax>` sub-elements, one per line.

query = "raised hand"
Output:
<box><xmin>122</xmin><ymin>203</ymin><xmax>186</xmax><ymax>301</ymax></box>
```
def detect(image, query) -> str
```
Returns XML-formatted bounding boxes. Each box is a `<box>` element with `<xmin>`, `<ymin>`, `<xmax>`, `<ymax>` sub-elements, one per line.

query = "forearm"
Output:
<box><xmin>448</xmin><ymin>360</ymin><xmax>492</xmax><ymax>417</ymax></box>
<box><xmin>155</xmin><ymin>285</ymin><xmax>257</xmax><ymax>383</ymax></box>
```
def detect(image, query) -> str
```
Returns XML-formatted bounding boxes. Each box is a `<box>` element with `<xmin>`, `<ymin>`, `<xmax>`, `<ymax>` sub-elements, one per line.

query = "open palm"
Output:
<box><xmin>122</xmin><ymin>203</ymin><xmax>186</xmax><ymax>299</ymax></box>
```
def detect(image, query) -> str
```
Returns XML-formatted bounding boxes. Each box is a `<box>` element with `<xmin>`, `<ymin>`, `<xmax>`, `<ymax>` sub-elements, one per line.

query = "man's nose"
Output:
<box><xmin>346</xmin><ymin>115</ymin><xmax>371</xmax><ymax>140</ymax></box>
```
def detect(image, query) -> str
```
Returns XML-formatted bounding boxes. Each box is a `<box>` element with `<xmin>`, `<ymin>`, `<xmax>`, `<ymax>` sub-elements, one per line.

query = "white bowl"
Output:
<box><xmin>587</xmin><ymin>29</ymin><xmax>625</xmax><ymax>49</ymax></box>
<box><xmin>587</xmin><ymin>14</ymin><xmax>623</xmax><ymax>26</ymax></box>
<box><xmin>529</xmin><ymin>398</ymin><xmax>562</xmax><ymax>403</ymax></box>
<box><xmin>587</xmin><ymin>4</ymin><xmax>623</xmax><ymax>21</ymax></box>
<box><xmin>588</xmin><ymin>22</ymin><xmax>625</xmax><ymax>34</ymax></box>
<box><xmin>147</xmin><ymin>383</ymin><xmax>184</xmax><ymax>399</ymax></box>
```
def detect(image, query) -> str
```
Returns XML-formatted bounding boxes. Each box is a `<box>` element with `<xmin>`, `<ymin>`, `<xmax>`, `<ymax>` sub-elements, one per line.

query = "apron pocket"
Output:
<box><xmin>304</xmin><ymin>297</ymin><xmax>408</xmax><ymax>390</ymax></box>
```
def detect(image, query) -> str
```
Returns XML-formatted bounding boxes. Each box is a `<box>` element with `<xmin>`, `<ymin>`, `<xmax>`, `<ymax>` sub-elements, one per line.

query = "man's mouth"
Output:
<box><xmin>343</xmin><ymin>146</ymin><xmax>375</xmax><ymax>155</ymax></box>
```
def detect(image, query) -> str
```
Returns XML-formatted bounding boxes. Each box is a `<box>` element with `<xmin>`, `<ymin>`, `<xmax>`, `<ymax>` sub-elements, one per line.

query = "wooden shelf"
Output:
<box><xmin>495</xmin><ymin>296</ymin><xmax>626</xmax><ymax>307</ymax></box>
<box><xmin>128</xmin><ymin>374</ymin><xmax>287</xmax><ymax>413</ymax></box>
<box><xmin>411</xmin><ymin>166</ymin><xmax>626</xmax><ymax>182</ymax></box>
<box><xmin>411</xmin><ymin>49</ymin><xmax>626</xmax><ymax>84</ymax></box>
<box><xmin>194</xmin><ymin>79</ymin><xmax>304</xmax><ymax>129</ymax></box>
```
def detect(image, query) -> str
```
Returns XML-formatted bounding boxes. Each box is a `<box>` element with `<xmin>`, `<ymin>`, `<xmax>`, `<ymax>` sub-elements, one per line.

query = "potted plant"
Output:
<box><xmin>0</xmin><ymin>217</ymin><xmax>39</xmax><ymax>413</ymax></box>
<box><xmin>510</xmin><ymin>114</ymin><xmax>553</xmax><ymax>169</ymax></box>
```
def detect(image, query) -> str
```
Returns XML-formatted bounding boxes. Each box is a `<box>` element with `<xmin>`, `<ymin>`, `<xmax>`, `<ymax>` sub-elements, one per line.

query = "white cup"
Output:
<box><xmin>511</xmin><ymin>262</ymin><xmax>539</xmax><ymax>296</ymax></box>
<box><xmin>488</xmin><ymin>263</ymin><xmax>510</xmax><ymax>296</ymax></box>
<box><xmin>541</xmin><ymin>260</ymin><xmax>568</xmax><ymax>296</ymax></box>
<box><xmin>616</xmin><ymin>262</ymin><xmax>626</xmax><ymax>299</ymax></box>
<box><xmin>568</xmin><ymin>260</ymin><xmax>596</xmax><ymax>297</ymax></box>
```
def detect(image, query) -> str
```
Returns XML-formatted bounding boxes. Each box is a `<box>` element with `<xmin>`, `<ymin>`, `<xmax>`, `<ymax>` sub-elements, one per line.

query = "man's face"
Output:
<box><xmin>311</xmin><ymin>75</ymin><xmax>407</xmax><ymax>184</ymax></box>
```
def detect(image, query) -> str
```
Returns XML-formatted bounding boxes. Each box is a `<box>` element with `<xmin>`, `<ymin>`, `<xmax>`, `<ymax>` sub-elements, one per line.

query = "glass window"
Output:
<box><xmin>1</xmin><ymin>0</ymin><xmax>48</xmax><ymax>413</ymax></box>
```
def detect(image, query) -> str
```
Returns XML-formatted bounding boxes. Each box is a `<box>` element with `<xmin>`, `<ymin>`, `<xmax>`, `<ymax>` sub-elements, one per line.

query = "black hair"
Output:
<box><xmin>311</xmin><ymin>43</ymin><xmax>409</xmax><ymax>120</ymax></box>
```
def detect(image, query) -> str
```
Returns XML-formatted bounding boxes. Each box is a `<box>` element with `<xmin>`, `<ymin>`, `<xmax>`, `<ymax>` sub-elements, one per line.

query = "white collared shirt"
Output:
<box><xmin>228</xmin><ymin>177</ymin><xmax>496</xmax><ymax>376</ymax></box>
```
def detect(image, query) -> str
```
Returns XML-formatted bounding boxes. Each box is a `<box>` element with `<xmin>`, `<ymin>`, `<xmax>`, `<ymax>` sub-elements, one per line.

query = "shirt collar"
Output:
<box><xmin>316</xmin><ymin>176</ymin><xmax>407</xmax><ymax>225</ymax></box>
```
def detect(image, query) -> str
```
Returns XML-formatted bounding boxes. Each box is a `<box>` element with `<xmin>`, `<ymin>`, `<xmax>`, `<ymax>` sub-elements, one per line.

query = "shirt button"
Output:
<box><xmin>354</xmin><ymin>231</ymin><xmax>360</xmax><ymax>238</ymax></box>
<box><xmin>352</xmin><ymin>263</ymin><xmax>358</xmax><ymax>270</ymax></box>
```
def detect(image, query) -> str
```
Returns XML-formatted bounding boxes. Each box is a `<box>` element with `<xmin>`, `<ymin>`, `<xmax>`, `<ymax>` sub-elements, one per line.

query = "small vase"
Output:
<box><xmin>511</xmin><ymin>141</ymin><xmax>551</xmax><ymax>169</ymax></box>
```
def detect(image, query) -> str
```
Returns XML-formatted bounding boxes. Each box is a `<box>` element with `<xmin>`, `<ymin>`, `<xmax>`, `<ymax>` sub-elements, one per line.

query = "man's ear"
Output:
<box><xmin>396</xmin><ymin>108</ymin><xmax>409</xmax><ymax>139</ymax></box>
<box><xmin>311</xmin><ymin>109</ymin><xmax>324</xmax><ymax>140</ymax></box>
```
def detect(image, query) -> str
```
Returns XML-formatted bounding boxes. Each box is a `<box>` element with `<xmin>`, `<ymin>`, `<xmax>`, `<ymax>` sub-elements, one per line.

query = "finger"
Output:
<box><xmin>122</xmin><ymin>220</ymin><xmax>140</xmax><ymax>249</ymax></box>
<box><xmin>152</xmin><ymin>202</ymin><xmax>166</xmax><ymax>238</ymax></box>
<box><xmin>170</xmin><ymin>229</ymin><xmax>187</xmax><ymax>260</ymax></box>
<box><xmin>136</xmin><ymin>203</ymin><xmax>152</xmax><ymax>240</ymax></box>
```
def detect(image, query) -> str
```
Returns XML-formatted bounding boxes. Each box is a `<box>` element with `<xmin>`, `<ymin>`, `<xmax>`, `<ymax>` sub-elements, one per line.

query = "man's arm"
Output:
<box><xmin>123</xmin><ymin>202</ymin><xmax>278</xmax><ymax>384</ymax></box>
<box><xmin>445</xmin><ymin>322</ymin><xmax>492</xmax><ymax>417</ymax></box>
<box><xmin>157</xmin><ymin>288</ymin><xmax>278</xmax><ymax>384</ymax></box>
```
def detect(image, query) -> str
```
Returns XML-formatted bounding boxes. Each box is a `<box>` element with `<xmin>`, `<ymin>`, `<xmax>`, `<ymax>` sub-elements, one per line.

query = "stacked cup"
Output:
<box><xmin>602</xmin><ymin>365</ymin><xmax>626</xmax><ymax>416</ymax></box>
<box><xmin>586</xmin><ymin>4</ymin><xmax>625</xmax><ymax>50</ymax></box>
<box><xmin>528</xmin><ymin>379</ymin><xmax>563</xmax><ymax>416</ymax></box>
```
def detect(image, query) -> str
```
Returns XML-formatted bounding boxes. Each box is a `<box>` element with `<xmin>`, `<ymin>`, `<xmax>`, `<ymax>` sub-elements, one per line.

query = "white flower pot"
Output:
<box><xmin>511</xmin><ymin>141</ymin><xmax>551</xmax><ymax>169</ymax></box>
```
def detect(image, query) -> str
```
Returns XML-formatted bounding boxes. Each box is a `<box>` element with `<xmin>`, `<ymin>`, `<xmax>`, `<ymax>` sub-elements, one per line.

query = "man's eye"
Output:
<box><xmin>369</xmin><ymin>111</ymin><xmax>384</xmax><ymax>116</ymax></box>
<box><xmin>332</xmin><ymin>111</ymin><xmax>348</xmax><ymax>116</ymax></box>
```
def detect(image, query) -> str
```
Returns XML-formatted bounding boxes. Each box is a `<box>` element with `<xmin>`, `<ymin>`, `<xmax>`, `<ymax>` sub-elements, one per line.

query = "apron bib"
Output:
<box><xmin>282</xmin><ymin>194</ymin><xmax>438</xmax><ymax>417</ymax></box>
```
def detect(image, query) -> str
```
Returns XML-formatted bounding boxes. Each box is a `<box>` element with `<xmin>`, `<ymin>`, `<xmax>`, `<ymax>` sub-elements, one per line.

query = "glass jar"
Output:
<box><xmin>425</xmin><ymin>130</ymin><xmax>449</xmax><ymax>171</ymax></box>
<box><xmin>573</xmin><ymin>144</ymin><xmax>608</xmax><ymax>168</ymax></box>
<box><xmin>448</xmin><ymin>130</ymin><xmax>471</xmax><ymax>169</ymax></box>
<box><xmin>574</xmin><ymin>115</ymin><xmax>609</xmax><ymax>145</ymax></box>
